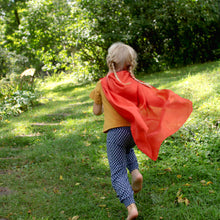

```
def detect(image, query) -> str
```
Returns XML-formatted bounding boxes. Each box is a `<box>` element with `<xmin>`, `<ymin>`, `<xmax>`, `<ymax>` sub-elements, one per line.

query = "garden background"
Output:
<box><xmin>0</xmin><ymin>0</ymin><xmax>220</xmax><ymax>219</ymax></box>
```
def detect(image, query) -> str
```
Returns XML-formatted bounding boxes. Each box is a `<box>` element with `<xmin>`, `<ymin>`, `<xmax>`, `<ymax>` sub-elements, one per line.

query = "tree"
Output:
<box><xmin>0</xmin><ymin>0</ymin><xmax>219</xmax><ymax>80</ymax></box>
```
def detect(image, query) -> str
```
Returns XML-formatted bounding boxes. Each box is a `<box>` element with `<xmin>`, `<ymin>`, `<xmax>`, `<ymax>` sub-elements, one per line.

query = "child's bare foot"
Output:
<box><xmin>131</xmin><ymin>169</ymin><xmax>143</xmax><ymax>194</ymax></box>
<box><xmin>127</xmin><ymin>203</ymin><xmax>138</xmax><ymax>220</ymax></box>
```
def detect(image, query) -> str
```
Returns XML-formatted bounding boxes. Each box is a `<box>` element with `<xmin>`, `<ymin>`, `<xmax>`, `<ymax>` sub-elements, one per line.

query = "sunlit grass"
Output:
<box><xmin>0</xmin><ymin>61</ymin><xmax>219</xmax><ymax>220</ymax></box>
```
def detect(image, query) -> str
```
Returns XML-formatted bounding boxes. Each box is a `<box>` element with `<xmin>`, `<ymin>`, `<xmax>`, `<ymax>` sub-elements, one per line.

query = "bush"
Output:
<box><xmin>0</xmin><ymin>90</ymin><xmax>39</xmax><ymax>120</ymax></box>
<box><xmin>0</xmin><ymin>74</ymin><xmax>39</xmax><ymax>120</ymax></box>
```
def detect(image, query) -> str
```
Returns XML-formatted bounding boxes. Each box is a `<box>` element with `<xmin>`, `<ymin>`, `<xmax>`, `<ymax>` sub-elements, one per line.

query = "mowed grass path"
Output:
<box><xmin>0</xmin><ymin>61</ymin><xmax>219</xmax><ymax>219</ymax></box>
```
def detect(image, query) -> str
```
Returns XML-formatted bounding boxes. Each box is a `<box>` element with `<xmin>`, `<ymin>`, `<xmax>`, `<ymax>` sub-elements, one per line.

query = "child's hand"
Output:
<box><xmin>93</xmin><ymin>103</ymin><xmax>103</xmax><ymax>115</ymax></box>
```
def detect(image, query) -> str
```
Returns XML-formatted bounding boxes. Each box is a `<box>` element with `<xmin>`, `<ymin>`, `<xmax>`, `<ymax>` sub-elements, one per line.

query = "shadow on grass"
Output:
<box><xmin>50</xmin><ymin>81</ymin><xmax>89</xmax><ymax>93</ymax></box>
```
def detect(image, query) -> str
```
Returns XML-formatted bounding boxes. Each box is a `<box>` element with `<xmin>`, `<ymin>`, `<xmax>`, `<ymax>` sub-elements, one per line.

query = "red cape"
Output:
<box><xmin>101</xmin><ymin>71</ymin><xmax>193</xmax><ymax>161</ymax></box>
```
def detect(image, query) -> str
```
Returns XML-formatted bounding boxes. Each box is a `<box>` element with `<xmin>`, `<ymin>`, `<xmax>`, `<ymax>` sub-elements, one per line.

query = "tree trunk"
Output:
<box><xmin>14</xmin><ymin>8</ymin><xmax>20</xmax><ymax>26</ymax></box>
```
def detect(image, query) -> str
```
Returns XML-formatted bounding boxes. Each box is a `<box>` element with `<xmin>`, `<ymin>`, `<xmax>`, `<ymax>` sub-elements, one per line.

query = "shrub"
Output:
<box><xmin>0</xmin><ymin>73</ymin><xmax>39</xmax><ymax>120</ymax></box>
<box><xmin>0</xmin><ymin>90</ymin><xmax>39</xmax><ymax>120</ymax></box>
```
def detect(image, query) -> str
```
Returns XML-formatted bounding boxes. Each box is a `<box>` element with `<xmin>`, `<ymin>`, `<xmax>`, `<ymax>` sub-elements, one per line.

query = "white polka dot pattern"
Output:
<box><xmin>107</xmin><ymin>127</ymin><xmax>139</xmax><ymax>207</ymax></box>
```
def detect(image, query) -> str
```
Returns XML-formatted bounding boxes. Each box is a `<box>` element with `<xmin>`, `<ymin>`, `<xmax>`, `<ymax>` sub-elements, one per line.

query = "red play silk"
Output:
<box><xmin>101</xmin><ymin>71</ymin><xmax>193</xmax><ymax>161</ymax></box>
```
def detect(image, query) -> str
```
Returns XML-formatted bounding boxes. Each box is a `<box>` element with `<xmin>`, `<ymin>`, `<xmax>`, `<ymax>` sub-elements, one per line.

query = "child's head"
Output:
<box><xmin>107</xmin><ymin>42</ymin><xmax>137</xmax><ymax>74</ymax></box>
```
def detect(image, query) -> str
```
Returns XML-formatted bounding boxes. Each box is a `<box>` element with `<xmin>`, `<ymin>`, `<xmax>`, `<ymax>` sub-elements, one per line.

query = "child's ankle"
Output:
<box><xmin>131</xmin><ymin>169</ymin><xmax>143</xmax><ymax>193</ymax></box>
<box><xmin>127</xmin><ymin>203</ymin><xmax>138</xmax><ymax>220</ymax></box>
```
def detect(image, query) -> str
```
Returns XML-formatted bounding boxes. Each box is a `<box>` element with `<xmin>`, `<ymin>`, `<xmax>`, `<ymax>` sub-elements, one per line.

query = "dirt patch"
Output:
<box><xmin>0</xmin><ymin>170</ymin><xmax>8</xmax><ymax>175</ymax></box>
<box><xmin>0</xmin><ymin>187</ymin><xmax>11</xmax><ymax>196</ymax></box>
<box><xmin>46</xmin><ymin>113</ymin><xmax>71</xmax><ymax>117</ymax></box>
<box><xmin>15</xmin><ymin>132</ymin><xmax>42</xmax><ymax>137</ymax></box>
<box><xmin>31</xmin><ymin>122</ymin><xmax>60</xmax><ymax>126</ymax></box>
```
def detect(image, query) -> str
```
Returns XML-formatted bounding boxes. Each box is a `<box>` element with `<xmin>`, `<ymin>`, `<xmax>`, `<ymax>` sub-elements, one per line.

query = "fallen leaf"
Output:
<box><xmin>206</xmin><ymin>181</ymin><xmax>213</xmax><ymax>185</ymax></box>
<box><xmin>184</xmin><ymin>198</ymin><xmax>190</xmax><ymax>206</ymax></box>
<box><xmin>84</xmin><ymin>141</ymin><xmax>91</xmax><ymax>147</ymax></box>
<box><xmin>176</xmin><ymin>189</ymin><xmax>182</xmax><ymax>197</ymax></box>
<box><xmin>177</xmin><ymin>195</ymin><xmax>185</xmax><ymax>203</ymax></box>
<box><xmin>164</xmin><ymin>168</ymin><xmax>172</xmax><ymax>172</ymax></box>
<box><xmin>200</xmin><ymin>180</ymin><xmax>206</xmax><ymax>185</ymax></box>
<box><xmin>53</xmin><ymin>187</ymin><xmax>59</xmax><ymax>194</ymax></box>
<box><xmin>160</xmin><ymin>187</ymin><xmax>169</xmax><ymax>191</ymax></box>
<box><xmin>98</xmin><ymin>204</ymin><xmax>106</xmax><ymax>208</ymax></box>
<box><xmin>177</xmin><ymin>195</ymin><xmax>190</xmax><ymax>206</ymax></box>
<box><xmin>209</xmin><ymin>190</ymin><xmax>215</xmax><ymax>194</ymax></box>
<box><xmin>183</xmin><ymin>183</ymin><xmax>191</xmax><ymax>187</ymax></box>
<box><xmin>75</xmin><ymin>183</ymin><xmax>80</xmax><ymax>186</ymax></box>
<box><xmin>60</xmin><ymin>175</ymin><xmax>64</xmax><ymax>181</ymax></box>
<box><xmin>175</xmin><ymin>189</ymin><xmax>190</xmax><ymax>206</ymax></box>
<box><xmin>158</xmin><ymin>172</ymin><xmax>166</xmax><ymax>175</ymax></box>
<box><xmin>71</xmin><ymin>216</ymin><xmax>79</xmax><ymax>220</ymax></box>
<box><xmin>177</xmin><ymin>175</ymin><xmax>182</xmax><ymax>179</ymax></box>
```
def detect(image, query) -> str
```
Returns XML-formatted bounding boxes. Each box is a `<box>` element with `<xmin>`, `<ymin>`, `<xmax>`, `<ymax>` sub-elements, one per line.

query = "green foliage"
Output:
<box><xmin>0</xmin><ymin>73</ymin><xmax>39</xmax><ymax>120</ymax></box>
<box><xmin>0</xmin><ymin>90</ymin><xmax>39</xmax><ymax>119</ymax></box>
<box><xmin>0</xmin><ymin>0</ymin><xmax>219</xmax><ymax>80</ymax></box>
<box><xmin>20</xmin><ymin>0</ymin><xmax>74</xmax><ymax>73</ymax></box>
<box><xmin>78</xmin><ymin>0</ymin><xmax>220</xmax><ymax>75</ymax></box>
<box><xmin>0</xmin><ymin>47</ymin><xmax>29</xmax><ymax>78</ymax></box>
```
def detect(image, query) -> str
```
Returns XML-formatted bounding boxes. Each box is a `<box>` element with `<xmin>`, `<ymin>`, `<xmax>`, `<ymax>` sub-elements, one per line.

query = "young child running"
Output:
<box><xmin>90</xmin><ymin>42</ymin><xmax>193</xmax><ymax>219</ymax></box>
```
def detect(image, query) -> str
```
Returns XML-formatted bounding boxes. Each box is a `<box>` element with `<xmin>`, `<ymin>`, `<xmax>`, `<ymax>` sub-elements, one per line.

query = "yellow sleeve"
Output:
<box><xmin>89</xmin><ymin>81</ymin><xmax>102</xmax><ymax>105</ymax></box>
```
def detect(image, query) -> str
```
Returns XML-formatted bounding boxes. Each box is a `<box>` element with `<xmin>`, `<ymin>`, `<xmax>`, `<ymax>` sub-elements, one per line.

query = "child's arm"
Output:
<box><xmin>93</xmin><ymin>103</ymin><xmax>103</xmax><ymax>115</ymax></box>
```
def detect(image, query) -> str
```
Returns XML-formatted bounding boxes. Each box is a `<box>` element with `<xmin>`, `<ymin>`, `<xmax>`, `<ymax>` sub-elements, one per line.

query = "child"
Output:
<box><xmin>90</xmin><ymin>42</ymin><xmax>193</xmax><ymax>219</ymax></box>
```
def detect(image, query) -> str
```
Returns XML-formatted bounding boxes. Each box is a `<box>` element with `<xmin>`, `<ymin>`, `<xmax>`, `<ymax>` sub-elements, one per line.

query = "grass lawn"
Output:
<box><xmin>0</xmin><ymin>61</ymin><xmax>219</xmax><ymax>220</ymax></box>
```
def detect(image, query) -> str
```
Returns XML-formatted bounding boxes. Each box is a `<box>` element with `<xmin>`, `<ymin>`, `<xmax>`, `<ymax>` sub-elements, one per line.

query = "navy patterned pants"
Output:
<box><xmin>107</xmin><ymin>127</ymin><xmax>139</xmax><ymax>207</ymax></box>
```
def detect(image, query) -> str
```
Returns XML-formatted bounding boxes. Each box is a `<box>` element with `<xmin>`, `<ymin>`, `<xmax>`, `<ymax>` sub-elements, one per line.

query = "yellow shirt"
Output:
<box><xmin>90</xmin><ymin>81</ymin><xmax>130</xmax><ymax>132</ymax></box>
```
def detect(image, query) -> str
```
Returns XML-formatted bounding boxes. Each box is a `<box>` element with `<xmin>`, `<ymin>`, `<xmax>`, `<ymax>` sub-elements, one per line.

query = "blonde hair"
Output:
<box><xmin>106</xmin><ymin>42</ymin><xmax>151</xmax><ymax>87</ymax></box>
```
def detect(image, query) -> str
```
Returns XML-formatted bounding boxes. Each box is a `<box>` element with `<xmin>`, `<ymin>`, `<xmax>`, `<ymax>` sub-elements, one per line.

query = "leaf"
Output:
<box><xmin>183</xmin><ymin>183</ymin><xmax>191</xmax><ymax>187</ymax></box>
<box><xmin>176</xmin><ymin>189</ymin><xmax>190</xmax><ymax>206</ymax></box>
<box><xmin>164</xmin><ymin>168</ymin><xmax>172</xmax><ymax>172</ymax></box>
<box><xmin>176</xmin><ymin>189</ymin><xmax>182</xmax><ymax>197</ymax></box>
<box><xmin>177</xmin><ymin>175</ymin><xmax>182</xmax><ymax>179</ymax></box>
<box><xmin>96</xmin><ymin>135</ymin><xmax>100</xmax><ymax>139</ymax></box>
<box><xmin>184</xmin><ymin>198</ymin><xmax>190</xmax><ymax>206</ymax></box>
<box><xmin>206</xmin><ymin>181</ymin><xmax>213</xmax><ymax>185</ymax></box>
<box><xmin>71</xmin><ymin>216</ymin><xmax>79</xmax><ymax>220</ymax></box>
<box><xmin>177</xmin><ymin>195</ymin><xmax>184</xmax><ymax>203</ymax></box>
<box><xmin>84</xmin><ymin>141</ymin><xmax>91</xmax><ymax>147</ymax></box>
<box><xmin>200</xmin><ymin>180</ymin><xmax>206</xmax><ymax>185</ymax></box>
<box><xmin>53</xmin><ymin>187</ymin><xmax>59</xmax><ymax>194</ymax></box>
<box><xmin>160</xmin><ymin>187</ymin><xmax>169</xmax><ymax>191</ymax></box>
<box><xmin>60</xmin><ymin>175</ymin><xmax>64</xmax><ymax>181</ymax></box>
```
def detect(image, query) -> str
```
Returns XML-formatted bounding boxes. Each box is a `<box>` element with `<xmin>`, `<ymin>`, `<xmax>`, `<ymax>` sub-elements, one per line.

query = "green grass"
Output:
<box><xmin>0</xmin><ymin>61</ymin><xmax>219</xmax><ymax>220</ymax></box>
